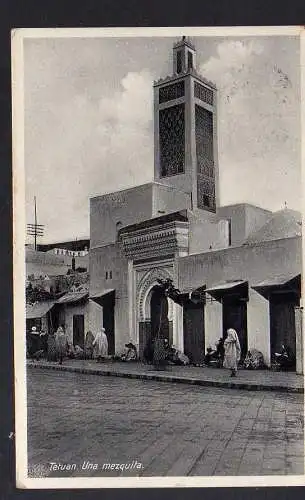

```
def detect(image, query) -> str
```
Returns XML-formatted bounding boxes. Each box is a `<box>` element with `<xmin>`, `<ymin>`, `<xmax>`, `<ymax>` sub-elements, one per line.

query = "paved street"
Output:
<box><xmin>27</xmin><ymin>369</ymin><xmax>304</xmax><ymax>478</ymax></box>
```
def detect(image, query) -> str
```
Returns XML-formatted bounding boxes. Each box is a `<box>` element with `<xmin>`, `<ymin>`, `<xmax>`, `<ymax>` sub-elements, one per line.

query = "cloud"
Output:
<box><xmin>199</xmin><ymin>39</ymin><xmax>300</xmax><ymax>208</ymax></box>
<box><xmin>26</xmin><ymin>69</ymin><xmax>154</xmax><ymax>241</ymax></box>
<box><xmin>25</xmin><ymin>38</ymin><xmax>300</xmax><ymax>243</ymax></box>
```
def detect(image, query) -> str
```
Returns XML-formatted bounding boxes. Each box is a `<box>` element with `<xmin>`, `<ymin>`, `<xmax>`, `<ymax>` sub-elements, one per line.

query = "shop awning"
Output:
<box><xmin>252</xmin><ymin>274</ymin><xmax>301</xmax><ymax>298</ymax></box>
<box><xmin>205</xmin><ymin>280</ymin><xmax>245</xmax><ymax>293</ymax></box>
<box><xmin>179</xmin><ymin>285</ymin><xmax>206</xmax><ymax>304</ymax></box>
<box><xmin>205</xmin><ymin>280</ymin><xmax>248</xmax><ymax>302</ymax></box>
<box><xmin>89</xmin><ymin>289</ymin><xmax>115</xmax><ymax>305</ymax></box>
<box><xmin>56</xmin><ymin>291</ymin><xmax>89</xmax><ymax>305</ymax></box>
<box><xmin>26</xmin><ymin>301</ymin><xmax>55</xmax><ymax>319</ymax></box>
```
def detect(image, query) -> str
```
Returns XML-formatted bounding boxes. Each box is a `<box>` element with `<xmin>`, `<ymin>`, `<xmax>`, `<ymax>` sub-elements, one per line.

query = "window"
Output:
<box><xmin>109</xmin><ymin>270</ymin><xmax>112</xmax><ymax>279</ymax></box>
<box><xmin>187</xmin><ymin>51</ymin><xmax>193</xmax><ymax>70</ymax></box>
<box><xmin>194</xmin><ymin>82</ymin><xmax>214</xmax><ymax>106</ymax></box>
<box><xmin>228</xmin><ymin>219</ymin><xmax>232</xmax><ymax>246</ymax></box>
<box><xmin>176</xmin><ymin>50</ymin><xmax>182</xmax><ymax>73</ymax></box>
<box><xmin>159</xmin><ymin>81</ymin><xmax>185</xmax><ymax>104</ymax></box>
<box><xmin>195</xmin><ymin>105</ymin><xmax>216</xmax><ymax>212</ymax></box>
<box><xmin>105</xmin><ymin>271</ymin><xmax>108</xmax><ymax>280</ymax></box>
<box><xmin>106</xmin><ymin>270</ymin><xmax>112</xmax><ymax>280</ymax></box>
<box><xmin>159</xmin><ymin>104</ymin><xmax>185</xmax><ymax>177</ymax></box>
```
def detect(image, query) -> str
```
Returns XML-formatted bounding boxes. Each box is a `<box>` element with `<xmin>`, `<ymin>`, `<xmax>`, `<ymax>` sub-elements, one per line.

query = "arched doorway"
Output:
<box><xmin>150</xmin><ymin>286</ymin><xmax>169</xmax><ymax>342</ymax></box>
<box><xmin>137</xmin><ymin>268</ymin><xmax>174</xmax><ymax>359</ymax></box>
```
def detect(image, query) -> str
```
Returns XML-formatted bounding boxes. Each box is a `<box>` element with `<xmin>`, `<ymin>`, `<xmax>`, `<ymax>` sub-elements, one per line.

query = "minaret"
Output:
<box><xmin>153</xmin><ymin>37</ymin><xmax>219</xmax><ymax>213</ymax></box>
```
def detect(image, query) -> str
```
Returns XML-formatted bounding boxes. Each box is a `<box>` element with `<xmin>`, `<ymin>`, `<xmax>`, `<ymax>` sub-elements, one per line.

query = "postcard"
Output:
<box><xmin>12</xmin><ymin>26</ymin><xmax>305</xmax><ymax>488</ymax></box>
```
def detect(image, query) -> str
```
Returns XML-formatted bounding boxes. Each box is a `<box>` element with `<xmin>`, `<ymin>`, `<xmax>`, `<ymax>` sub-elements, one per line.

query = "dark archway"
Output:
<box><xmin>183</xmin><ymin>301</ymin><xmax>205</xmax><ymax>365</ymax></box>
<box><xmin>270</xmin><ymin>291</ymin><xmax>298</xmax><ymax>359</ymax></box>
<box><xmin>150</xmin><ymin>286</ymin><xmax>169</xmax><ymax>341</ymax></box>
<box><xmin>222</xmin><ymin>297</ymin><xmax>248</xmax><ymax>359</ymax></box>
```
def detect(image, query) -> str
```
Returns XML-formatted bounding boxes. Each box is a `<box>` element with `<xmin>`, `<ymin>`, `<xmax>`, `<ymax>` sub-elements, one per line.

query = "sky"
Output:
<box><xmin>24</xmin><ymin>34</ymin><xmax>301</xmax><ymax>243</ymax></box>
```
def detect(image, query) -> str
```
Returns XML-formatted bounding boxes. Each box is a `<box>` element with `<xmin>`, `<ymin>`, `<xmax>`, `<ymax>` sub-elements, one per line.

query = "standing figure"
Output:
<box><xmin>216</xmin><ymin>337</ymin><xmax>225</xmax><ymax>367</ymax></box>
<box><xmin>55</xmin><ymin>325</ymin><xmax>67</xmax><ymax>365</ymax></box>
<box><xmin>93</xmin><ymin>327</ymin><xmax>108</xmax><ymax>362</ymax></box>
<box><xmin>29</xmin><ymin>326</ymin><xmax>41</xmax><ymax>361</ymax></box>
<box><xmin>223</xmin><ymin>328</ymin><xmax>241</xmax><ymax>377</ymax></box>
<box><xmin>39</xmin><ymin>329</ymin><xmax>48</xmax><ymax>358</ymax></box>
<box><xmin>84</xmin><ymin>330</ymin><xmax>95</xmax><ymax>360</ymax></box>
<box><xmin>47</xmin><ymin>331</ymin><xmax>57</xmax><ymax>361</ymax></box>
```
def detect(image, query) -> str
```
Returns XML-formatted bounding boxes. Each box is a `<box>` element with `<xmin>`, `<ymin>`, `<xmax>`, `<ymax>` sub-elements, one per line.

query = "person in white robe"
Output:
<box><xmin>223</xmin><ymin>328</ymin><xmax>241</xmax><ymax>377</ymax></box>
<box><xmin>93</xmin><ymin>327</ymin><xmax>108</xmax><ymax>361</ymax></box>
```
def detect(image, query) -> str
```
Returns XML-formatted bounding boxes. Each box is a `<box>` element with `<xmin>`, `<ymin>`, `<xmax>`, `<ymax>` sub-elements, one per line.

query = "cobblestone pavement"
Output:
<box><xmin>27</xmin><ymin>369</ymin><xmax>304</xmax><ymax>478</ymax></box>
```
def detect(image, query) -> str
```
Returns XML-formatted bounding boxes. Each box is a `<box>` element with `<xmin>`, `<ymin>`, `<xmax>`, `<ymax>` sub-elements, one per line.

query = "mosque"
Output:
<box><xmin>89</xmin><ymin>37</ymin><xmax>302</xmax><ymax>372</ymax></box>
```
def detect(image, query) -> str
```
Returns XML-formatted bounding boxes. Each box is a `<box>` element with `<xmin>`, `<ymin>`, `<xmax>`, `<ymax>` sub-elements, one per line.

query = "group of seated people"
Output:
<box><xmin>27</xmin><ymin>325</ymin><xmax>296</xmax><ymax>372</ymax></box>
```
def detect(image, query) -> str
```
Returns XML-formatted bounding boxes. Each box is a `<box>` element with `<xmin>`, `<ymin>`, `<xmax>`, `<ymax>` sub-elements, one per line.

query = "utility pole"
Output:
<box><xmin>27</xmin><ymin>196</ymin><xmax>44</xmax><ymax>250</ymax></box>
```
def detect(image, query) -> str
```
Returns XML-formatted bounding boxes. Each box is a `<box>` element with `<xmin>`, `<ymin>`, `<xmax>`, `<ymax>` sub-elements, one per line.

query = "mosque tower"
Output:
<box><xmin>153</xmin><ymin>36</ymin><xmax>219</xmax><ymax>213</ymax></box>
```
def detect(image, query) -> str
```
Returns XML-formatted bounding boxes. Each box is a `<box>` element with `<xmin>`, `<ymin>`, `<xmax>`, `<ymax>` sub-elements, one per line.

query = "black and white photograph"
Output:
<box><xmin>12</xmin><ymin>26</ymin><xmax>304</xmax><ymax>488</ymax></box>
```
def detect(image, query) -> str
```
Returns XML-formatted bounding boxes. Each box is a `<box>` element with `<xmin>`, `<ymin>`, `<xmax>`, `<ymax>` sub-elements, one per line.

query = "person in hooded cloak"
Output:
<box><xmin>223</xmin><ymin>328</ymin><xmax>241</xmax><ymax>377</ymax></box>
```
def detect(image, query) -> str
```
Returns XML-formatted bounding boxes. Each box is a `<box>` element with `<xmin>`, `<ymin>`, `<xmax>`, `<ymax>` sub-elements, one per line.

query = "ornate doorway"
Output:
<box><xmin>150</xmin><ymin>286</ymin><xmax>169</xmax><ymax>342</ymax></box>
<box><xmin>136</xmin><ymin>266</ymin><xmax>174</xmax><ymax>359</ymax></box>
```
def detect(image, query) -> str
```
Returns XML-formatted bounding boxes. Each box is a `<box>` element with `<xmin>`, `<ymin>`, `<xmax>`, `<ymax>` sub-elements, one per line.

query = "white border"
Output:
<box><xmin>12</xmin><ymin>25</ymin><xmax>305</xmax><ymax>489</ymax></box>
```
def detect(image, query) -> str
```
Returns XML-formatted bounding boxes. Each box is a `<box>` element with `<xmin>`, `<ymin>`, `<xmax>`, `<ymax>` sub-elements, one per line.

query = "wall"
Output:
<box><xmin>55</xmin><ymin>301</ymin><xmax>100</xmax><ymax>346</ymax></box>
<box><xmin>178</xmin><ymin>236</ymin><xmax>301</xmax><ymax>291</ymax></box>
<box><xmin>41</xmin><ymin>315</ymin><xmax>48</xmax><ymax>333</ymax></box>
<box><xmin>90</xmin><ymin>184</ymin><xmax>155</xmax><ymax>249</ymax></box>
<box><xmin>205</xmin><ymin>299</ymin><xmax>222</xmax><ymax>350</ymax></box>
<box><xmin>26</xmin><ymin>249</ymin><xmax>88</xmax><ymax>278</ymax></box>
<box><xmin>188</xmin><ymin>211</ymin><xmax>228</xmax><ymax>254</ymax></box>
<box><xmin>62</xmin><ymin>302</ymin><xmax>89</xmax><ymax>345</ymax></box>
<box><xmin>178</xmin><ymin>236</ymin><xmax>301</xmax><ymax>364</ymax></box>
<box><xmin>88</xmin><ymin>300</ymin><xmax>103</xmax><ymax>335</ymax></box>
<box><xmin>217</xmin><ymin>205</ymin><xmax>246</xmax><ymax>246</ymax></box>
<box><xmin>295</xmin><ymin>307</ymin><xmax>303</xmax><ymax>375</ymax></box>
<box><xmin>217</xmin><ymin>204</ymin><xmax>271</xmax><ymax>247</ymax></box>
<box><xmin>245</xmin><ymin>204</ymin><xmax>272</xmax><ymax>240</ymax></box>
<box><xmin>247</xmin><ymin>288</ymin><xmax>271</xmax><ymax>365</ymax></box>
<box><xmin>152</xmin><ymin>183</ymin><xmax>191</xmax><ymax>216</ymax></box>
<box><xmin>89</xmin><ymin>243</ymin><xmax>129</xmax><ymax>353</ymax></box>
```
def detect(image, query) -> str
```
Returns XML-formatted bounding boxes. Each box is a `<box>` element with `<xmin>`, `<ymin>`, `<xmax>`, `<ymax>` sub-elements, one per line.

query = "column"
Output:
<box><xmin>172</xmin><ymin>301</ymin><xmax>184</xmax><ymax>351</ymax></box>
<box><xmin>205</xmin><ymin>295</ymin><xmax>222</xmax><ymax>350</ymax></box>
<box><xmin>247</xmin><ymin>288</ymin><xmax>270</xmax><ymax>366</ymax></box>
<box><xmin>295</xmin><ymin>306</ymin><xmax>303</xmax><ymax>375</ymax></box>
<box><xmin>127</xmin><ymin>260</ymin><xmax>135</xmax><ymax>344</ymax></box>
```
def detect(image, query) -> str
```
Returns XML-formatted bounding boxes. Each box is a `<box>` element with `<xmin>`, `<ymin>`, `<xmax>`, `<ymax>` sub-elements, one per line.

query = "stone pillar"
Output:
<box><xmin>247</xmin><ymin>288</ymin><xmax>270</xmax><ymax>366</ymax></box>
<box><xmin>172</xmin><ymin>301</ymin><xmax>184</xmax><ymax>351</ymax></box>
<box><xmin>127</xmin><ymin>260</ymin><xmax>136</xmax><ymax>345</ymax></box>
<box><xmin>205</xmin><ymin>295</ymin><xmax>222</xmax><ymax>350</ymax></box>
<box><xmin>295</xmin><ymin>306</ymin><xmax>303</xmax><ymax>375</ymax></box>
